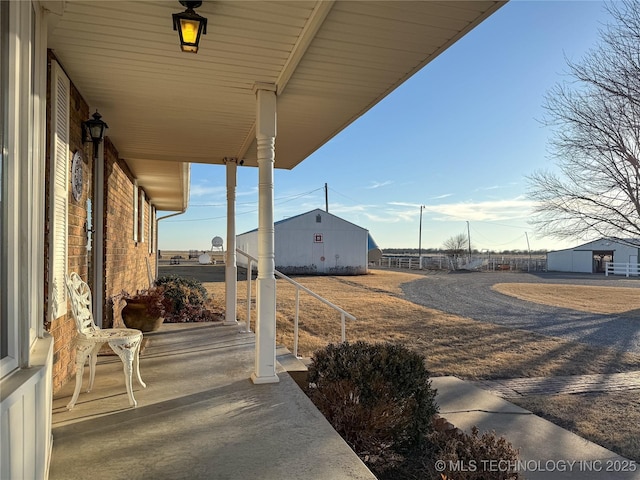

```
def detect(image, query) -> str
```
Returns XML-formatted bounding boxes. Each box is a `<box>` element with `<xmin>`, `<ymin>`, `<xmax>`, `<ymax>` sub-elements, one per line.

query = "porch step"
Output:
<box><xmin>276</xmin><ymin>345</ymin><xmax>309</xmax><ymax>373</ymax></box>
<box><xmin>276</xmin><ymin>346</ymin><xmax>310</xmax><ymax>390</ymax></box>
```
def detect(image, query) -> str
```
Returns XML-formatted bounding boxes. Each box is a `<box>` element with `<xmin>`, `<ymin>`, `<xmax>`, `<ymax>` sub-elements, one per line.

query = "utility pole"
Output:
<box><xmin>467</xmin><ymin>220</ymin><xmax>472</xmax><ymax>261</ymax></box>
<box><xmin>325</xmin><ymin>183</ymin><xmax>329</xmax><ymax>213</ymax></box>
<box><xmin>525</xmin><ymin>231</ymin><xmax>531</xmax><ymax>272</ymax></box>
<box><xmin>418</xmin><ymin>205</ymin><xmax>425</xmax><ymax>269</ymax></box>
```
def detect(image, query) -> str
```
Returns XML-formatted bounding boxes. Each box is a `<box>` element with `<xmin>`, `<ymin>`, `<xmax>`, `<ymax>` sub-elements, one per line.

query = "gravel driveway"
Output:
<box><xmin>399</xmin><ymin>271</ymin><xmax>640</xmax><ymax>355</ymax></box>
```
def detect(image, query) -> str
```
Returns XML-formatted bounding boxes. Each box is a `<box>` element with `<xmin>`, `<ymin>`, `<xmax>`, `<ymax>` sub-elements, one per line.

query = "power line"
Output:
<box><xmin>165</xmin><ymin>187</ymin><xmax>324</xmax><ymax>222</ymax></box>
<box><xmin>275</xmin><ymin>187</ymin><xmax>324</xmax><ymax>206</ymax></box>
<box><xmin>189</xmin><ymin>200</ymin><xmax>257</xmax><ymax>207</ymax></box>
<box><xmin>429</xmin><ymin>208</ymin><xmax>530</xmax><ymax>229</ymax></box>
<box><xmin>164</xmin><ymin>209</ymin><xmax>257</xmax><ymax>223</ymax></box>
<box><xmin>328</xmin><ymin>187</ymin><xmax>360</xmax><ymax>204</ymax></box>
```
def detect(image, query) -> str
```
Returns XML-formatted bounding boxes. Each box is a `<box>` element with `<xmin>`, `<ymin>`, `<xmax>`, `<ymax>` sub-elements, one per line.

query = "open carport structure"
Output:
<box><xmin>547</xmin><ymin>238</ymin><xmax>640</xmax><ymax>274</ymax></box>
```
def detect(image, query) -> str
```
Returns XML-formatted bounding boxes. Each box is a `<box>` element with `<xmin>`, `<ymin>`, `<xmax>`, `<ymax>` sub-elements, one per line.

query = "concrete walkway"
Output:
<box><xmin>49</xmin><ymin>323</ymin><xmax>375</xmax><ymax>480</ymax></box>
<box><xmin>472</xmin><ymin>371</ymin><xmax>640</xmax><ymax>398</ymax></box>
<box><xmin>432</xmin><ymin>377</ymin><xmax>639</xmax><ymax>480</ymax></box>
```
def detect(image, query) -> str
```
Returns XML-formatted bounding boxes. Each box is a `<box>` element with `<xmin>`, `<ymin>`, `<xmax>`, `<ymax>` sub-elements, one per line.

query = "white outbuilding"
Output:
<box><xmin>237</xmin><ymin>209</ymin><xmax>369</xmax><ymax>275</ymax></box>
<box><xmin>547</xmin><ymin>238</ymin><xmax>640</xmax><ymax>274</ymax></box>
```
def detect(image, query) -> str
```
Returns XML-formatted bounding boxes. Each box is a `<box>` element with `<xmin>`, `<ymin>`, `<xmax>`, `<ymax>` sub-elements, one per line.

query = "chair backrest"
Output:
<box><xmin>65</xmin><ymin>272</ymin><xmax>98</xmax><ymax>335</ymax></box>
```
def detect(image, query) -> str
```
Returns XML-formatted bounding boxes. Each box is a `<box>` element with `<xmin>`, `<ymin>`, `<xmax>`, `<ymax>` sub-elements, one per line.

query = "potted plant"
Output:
<box><xmin>121</xmin><ymin>287</ymin><xmax>166</xmax><ymax>332</ymax></box>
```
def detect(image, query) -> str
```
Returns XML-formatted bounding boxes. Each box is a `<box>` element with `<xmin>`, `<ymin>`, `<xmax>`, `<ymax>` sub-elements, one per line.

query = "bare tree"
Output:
<box><xmin>528</xmin><ymin>0</ymin><xmax>640</xmax><ymax>247</ymax></box>
<box><xmin>443</xmin><ymin>233</ymin><xmax>468</xmax><ymax>269</ymax></box>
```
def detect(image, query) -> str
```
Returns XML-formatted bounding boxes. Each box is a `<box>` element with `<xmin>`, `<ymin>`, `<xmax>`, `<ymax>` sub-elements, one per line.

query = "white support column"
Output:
<box><xmin>224</xmin><ymin>158</ymin><xmax>238</xmax><ymax>325</ymax></box>
<box><xmin>251</xmin><ymin>83</ymin><xmax>279</xmax><ymax>384</ymax></box>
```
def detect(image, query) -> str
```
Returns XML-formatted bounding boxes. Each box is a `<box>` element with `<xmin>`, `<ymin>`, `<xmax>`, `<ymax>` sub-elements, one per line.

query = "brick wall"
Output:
<box><xmin>45</xmin><ymin>51</ymin><xmax>92</xmax><ymax>392</ymax></box>
<box><xmin>45</xmin><ymin>52</ymin><xmax>158</xmax><ymax>393</ymax></box>
<box><xmin>103</xmin><ymin>139</ymin><xmax>157</xmax><ymax>327</ymax></box>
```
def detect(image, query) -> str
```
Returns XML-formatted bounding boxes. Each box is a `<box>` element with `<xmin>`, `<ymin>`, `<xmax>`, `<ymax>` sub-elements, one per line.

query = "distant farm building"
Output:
<box><xmin>367</xmin><ymin>233</ymin><xmax>383</xmax><ymax>262</ymax></box>
<box><xmin>237</xmin><ymin>209</ymin><xmax>375</xmax><ymax>275</ymax></box>
<box><xmin>547</xmin><ymin>238</ymin><xmax>639</xmax><ymax>274</ymax></box>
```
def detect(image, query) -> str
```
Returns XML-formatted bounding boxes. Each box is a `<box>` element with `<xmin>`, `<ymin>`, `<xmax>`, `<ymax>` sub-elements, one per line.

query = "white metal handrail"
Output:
<box><xmin>236</xmin><ymin>248</ymin><xmax>356</xmax><ymax>356</ymax></box>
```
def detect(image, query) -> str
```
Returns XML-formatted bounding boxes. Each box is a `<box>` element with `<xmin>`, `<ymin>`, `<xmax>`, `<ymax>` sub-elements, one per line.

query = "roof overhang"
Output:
<box><xmin>46</xmin><ymin>1</ymin><xmax>505</xmax><ymax>210</ymax></box>
<box><xmin>126</xmin><ymin>158</ymin><xmax>190</xmax><ymax>211</ymax></box>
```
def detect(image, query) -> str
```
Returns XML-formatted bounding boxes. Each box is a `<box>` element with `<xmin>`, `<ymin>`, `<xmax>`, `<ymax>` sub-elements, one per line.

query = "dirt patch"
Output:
<box><xmin>493</xmin><ymin>283</ymin><xmax>640</xmax><ymax>316</ymax></box>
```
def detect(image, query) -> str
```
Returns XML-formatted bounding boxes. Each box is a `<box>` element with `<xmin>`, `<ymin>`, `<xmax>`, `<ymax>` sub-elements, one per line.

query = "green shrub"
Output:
<box><xmin>307</xmin><ymin>341</ymin><xmax>438</xmax><ymax>470</ymax></box>
<box><xmin>155</xmin><ymin>275</ymin><xmax>208</xmax><ymax>322</ymax></box>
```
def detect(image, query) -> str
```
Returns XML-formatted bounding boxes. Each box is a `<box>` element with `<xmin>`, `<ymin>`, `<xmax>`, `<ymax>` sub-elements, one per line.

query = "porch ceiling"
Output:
<box><xmin>47</xmin><ymin>0</ymin><xmax>505</xmax><ymax>210</ymax></box>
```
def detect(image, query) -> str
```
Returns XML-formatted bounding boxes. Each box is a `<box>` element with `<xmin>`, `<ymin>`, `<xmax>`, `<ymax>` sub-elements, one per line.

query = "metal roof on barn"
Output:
<box><xmin>240</xmin><ymin>208</ymin><xmax>368</xmax><ymax>235</ymax></box>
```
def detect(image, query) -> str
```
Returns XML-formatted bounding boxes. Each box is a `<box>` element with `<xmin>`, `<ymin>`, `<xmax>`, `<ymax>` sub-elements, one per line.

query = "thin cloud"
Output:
<box><xmin>190</xmin><ymin>184</ymin><xmax>225</xmax><ymax>198</ymax></box>
<box><xmin>424</xmin><ymin>197</ymin><xmax>536</xmax><ymax>222</ymax></box>
<box><xmin>365</xmin><ymin>180</ymin><xmax>393</xmax><ymax>189</ymax></box>
<box><xmin>367</xmin><ymin>197</ymin><xmax>536</xmax><ymax>226</ymax></box>
<box><xmin>237</xmin><ymin>186</ymin><xmax>258</xmax><ymax>197</ymax></box>
<box><xmin>331</xmin><ymin>204</ymin><xmax>375</xmax><ymax>215</ymax></box>
<box><xmin>431</xmin><ymin>193</ymin><xmax>453</xmax><ymax>200</ymax></box>
<box><xmin>388</xmin><ymin>201</ymin><xmax>421</xmax><ymax>207</ymax></box>
<box><xmin>190</xmin><ymin>184</ymin><xmax>256</xmax><ymax>200</ymax></box>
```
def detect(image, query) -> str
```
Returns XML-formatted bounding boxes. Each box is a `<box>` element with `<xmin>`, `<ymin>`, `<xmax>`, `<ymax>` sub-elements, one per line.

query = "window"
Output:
<box><xmin>149</xmin><ymin>205</ymin><xmax>155</xmax><ymax>254</ymax></box>
<box><xmin>1</xmin><ymin>0</ymin><xmax>44</xmax><ymax>374</ymax></box>
<box><xmin>1</xmin><ymin>0</ymin><xmax>8</xmax><ymax>362</ymax></box>
<box><xmin>316</xmin><ymin>214</ymin><xmax>322</xmax><ymax>223</ymax></box>
<box><xmin>139</xmin><ymin>189</ymin><xmax>145</xmax><ymax>243</ymax></box>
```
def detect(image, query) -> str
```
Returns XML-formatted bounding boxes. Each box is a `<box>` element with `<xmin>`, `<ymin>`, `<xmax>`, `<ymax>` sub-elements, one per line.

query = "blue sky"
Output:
<box><xmin>160</xmin><ymin>0</ymin><xmax>609</xmax><ymax>252</ymax></box>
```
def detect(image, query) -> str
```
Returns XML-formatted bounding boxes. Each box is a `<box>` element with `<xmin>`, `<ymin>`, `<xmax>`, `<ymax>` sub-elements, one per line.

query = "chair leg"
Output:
<box><xmin>122</xmin><ymin>350</ymin><xmax>136</xmax><ymax>407</ymax></box>
<box><xmin>109</xmin><ymin>339</ymin><xmax>140</xmax><ymax>407</ymax></box>
<box><xmin>134</xmin><ymin>341</ymin><xmax>146</xmax><ymax>389</ymax></box>
<box><xmin>87</xmin><ymin>343</ymin><xmax>102</xmax><ymax>392</ymax></box>
<box><xmin>67</xmin><ymin>343</ymin><xmax>93</xmax><ymax>410</ymax></box>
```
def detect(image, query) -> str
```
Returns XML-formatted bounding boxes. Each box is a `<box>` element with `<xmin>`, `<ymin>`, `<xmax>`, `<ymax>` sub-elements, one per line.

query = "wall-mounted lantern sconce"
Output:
<box><xmin>172</xmin><ymin>1</ymin><xmax>207</xmax><ymax>53</ymax></box>
<box><xmin>83</xmin><ymin>110</ymin><xmax>108</xmax><ymax>160</ymax></box>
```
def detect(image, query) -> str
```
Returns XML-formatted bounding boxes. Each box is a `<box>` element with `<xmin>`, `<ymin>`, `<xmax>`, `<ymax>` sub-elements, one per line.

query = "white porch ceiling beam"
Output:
<box><xmin>236</xmin><ymin>0</ymin><xmax>334</xmax><ymax>161</ymax></box>
<box><xmin>276</xmin><ymin>0</ymin><xmax>335</xmax><ymax>96</ymax></box>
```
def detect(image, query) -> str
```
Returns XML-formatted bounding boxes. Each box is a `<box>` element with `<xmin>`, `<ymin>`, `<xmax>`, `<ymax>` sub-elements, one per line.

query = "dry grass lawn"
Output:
<box><xmin>203</xmin><ymin>270</ymin><xmax>640</xmax><ymax>462</ymax></box>
<box><xmin>493</xmin><ymin>283</ymin><xmax>640</xmax><ymax>316</ymax></box>
<box><xmin>203</xmin><ymin>271</ymin><xmax>640</xmax><ymax>379</ymax></box>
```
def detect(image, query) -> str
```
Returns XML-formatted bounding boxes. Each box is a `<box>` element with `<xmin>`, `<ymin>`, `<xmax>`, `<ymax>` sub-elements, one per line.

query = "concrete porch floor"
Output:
<box><xmin>50</xmin><ymin>322</ymin><xmax>376</xmax><ymax>480</ymax></box>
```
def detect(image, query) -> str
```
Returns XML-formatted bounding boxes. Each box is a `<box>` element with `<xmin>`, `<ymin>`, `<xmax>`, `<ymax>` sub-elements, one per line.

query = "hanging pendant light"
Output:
<box><xmin>172</xmin><ymin>1</ymin><xmax>207</xmax><ymax>53</ymax></box>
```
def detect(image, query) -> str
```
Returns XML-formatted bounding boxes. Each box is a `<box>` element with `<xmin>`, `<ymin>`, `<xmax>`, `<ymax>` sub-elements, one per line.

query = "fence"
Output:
<box><xmin>605</xmin><ymin>262</ymin><xmax>639</xmax><ymax>277</ymax></box>
<box><xmin>374</xmin><ymin>254</ymin><xmax>547</xmax><ymax>272</ymax></box>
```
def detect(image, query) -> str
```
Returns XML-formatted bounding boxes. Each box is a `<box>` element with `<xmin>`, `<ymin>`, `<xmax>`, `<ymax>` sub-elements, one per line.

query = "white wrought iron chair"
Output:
<box><xmin>65</xmin><ymin>272</ymin><xmax>146</xmax><ymax>409</ymax></box>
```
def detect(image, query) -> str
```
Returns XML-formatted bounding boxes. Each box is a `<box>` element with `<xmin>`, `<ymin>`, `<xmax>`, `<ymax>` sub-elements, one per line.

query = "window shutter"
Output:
<box><xmin>50</xmin><ymin>61</ymin><xmax>69</xmax><ymax>319</ymax></box>
<box><xmin>148</xmin><ymin>204</ymin><xmax>154</xmax><ymax>254</ymax></box>
<box><xmin>140</xmin><ymin>190</ymin><xmax>145</xmax><ymax>243</ymax></box>
<box><xmin>133</xmin><ymin>180</ymin><xmax>138</xmax><ymax>241</ymax></box>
